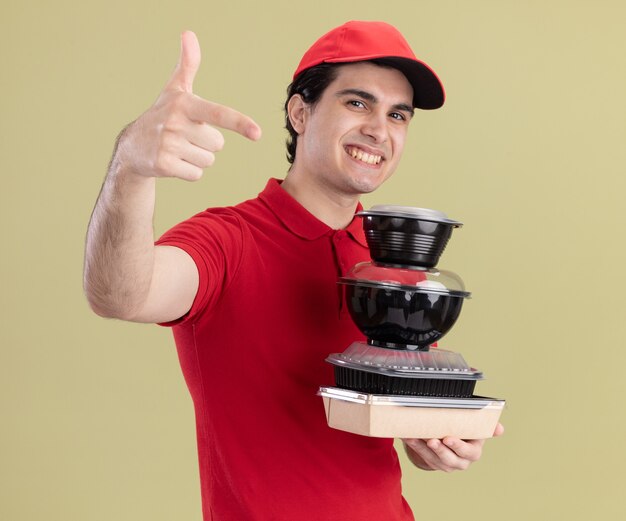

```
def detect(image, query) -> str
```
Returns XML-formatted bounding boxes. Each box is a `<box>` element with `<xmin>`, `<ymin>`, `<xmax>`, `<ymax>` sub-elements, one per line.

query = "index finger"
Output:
<box><xmin>186</xmin><ymin>95</ymin><xmax>262</xmax><ymax>141</ymax></box>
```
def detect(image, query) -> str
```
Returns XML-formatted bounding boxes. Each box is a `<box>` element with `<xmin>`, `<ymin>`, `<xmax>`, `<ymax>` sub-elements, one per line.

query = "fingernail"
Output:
<box><xmin>248</xmin><ymin>126</ymin><xmax>262</xmax><ymax>140</ymax></box>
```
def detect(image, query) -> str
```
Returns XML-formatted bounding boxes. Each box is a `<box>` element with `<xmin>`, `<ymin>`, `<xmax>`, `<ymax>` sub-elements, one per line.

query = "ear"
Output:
<box><xmin>287</xmin><ymin>94</ymin><xmax>308</xmax><ymax>134</ymax></box>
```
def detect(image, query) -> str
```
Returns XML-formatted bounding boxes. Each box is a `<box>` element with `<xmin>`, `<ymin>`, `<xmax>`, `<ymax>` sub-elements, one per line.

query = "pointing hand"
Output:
<box><xmin>116</xmin><ymin>31</ymin><xmax>262</xmax><ymax>181</ymax></box>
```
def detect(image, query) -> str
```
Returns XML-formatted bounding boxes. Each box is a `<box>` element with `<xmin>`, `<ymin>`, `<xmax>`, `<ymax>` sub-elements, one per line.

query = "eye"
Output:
<box><xmin>348</xmin><ymin>100</ymin><xmax>366</xmax><ymax>109</ymax></box>
<box><xmin>389</xmin><ymin>112</ymin><xmax>407</xmax><ymax>121</ymax></box>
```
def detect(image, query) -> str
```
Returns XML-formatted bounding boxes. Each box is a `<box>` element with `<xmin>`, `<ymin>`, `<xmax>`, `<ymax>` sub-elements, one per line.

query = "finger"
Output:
<box><xmin>164</xmin><ymin>31</ymin><xmax>201</xmax><ymax>93</ymax></box>
<box><xmin>154</xmin><ymin>153</ymin><xmax>204</xmax><ymax>181</ymax></box>
<box><xmin>426</xmin><ymin>439</ymin><xmax>470</xmax><ymax>471</ymax></box>
<box><xmin>493</xmin><ymin>423</ymin><xmax>505</xmax><ymax>437</ymax></box>
<box><xmin>185</xmin><ymin>96</ymin><xmax>262</xmax><ymax>141</ymax></box>
<box><xmin>404</xmin><ymin>438</ymin><xmax>429</xmax><ymax>455</ymax></box>
<box><xmin>412</xmin><ymin>439</ymin><xmax>454</xmax><ymax>472</ymax></box>
<box><xmin>179</xmin><ymin>141</ymin><xmax>217</xmax><ymax>169</ymax></box>
<box><xmin>184</xmin><ymin>122</ymin><xmax>226</xmax><ymax>153</ymax></box>
<box><xmin>172</xmin><ymin>158</ymin><xmax>204</xmax><ymax>181</ymax></box>
<box><xmin>439</xmin><ymin>437</ymin><xmax>484</xmax><ymax>462</ymax></box>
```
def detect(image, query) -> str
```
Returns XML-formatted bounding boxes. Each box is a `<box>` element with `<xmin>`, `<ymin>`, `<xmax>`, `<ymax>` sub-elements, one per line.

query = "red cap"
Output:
<box><xmin>293</xmin><ymin>21</ymin><xmax>445</xmax><ymax>109</ymax></box>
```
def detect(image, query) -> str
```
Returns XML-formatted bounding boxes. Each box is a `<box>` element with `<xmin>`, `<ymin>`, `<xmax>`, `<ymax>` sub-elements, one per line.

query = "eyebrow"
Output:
<box><xmin>335</xmin><ymin>88</ymin><xmax>415</xmax><ymax>118</ymax></box>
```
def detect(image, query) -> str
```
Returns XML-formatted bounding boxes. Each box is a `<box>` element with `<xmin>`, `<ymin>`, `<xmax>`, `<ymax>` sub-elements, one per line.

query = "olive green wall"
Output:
<box><xmin>2</xmin><ymin>1</ymin><xmax>625</xmax><ymax>519</ymax></box>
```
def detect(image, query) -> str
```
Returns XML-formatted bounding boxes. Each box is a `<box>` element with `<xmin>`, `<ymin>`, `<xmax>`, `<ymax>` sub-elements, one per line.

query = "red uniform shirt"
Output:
<box><xmin>157</xmin><ymin>179</ymin><xmax>414</xmax><ymax>521</ymax></box>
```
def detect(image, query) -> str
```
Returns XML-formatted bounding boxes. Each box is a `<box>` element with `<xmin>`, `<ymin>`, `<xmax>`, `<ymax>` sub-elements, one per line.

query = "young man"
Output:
<box><xmin>84</xmin><ymin>21</ymin><xmax>502</xmax><ymax>521</ymax></box>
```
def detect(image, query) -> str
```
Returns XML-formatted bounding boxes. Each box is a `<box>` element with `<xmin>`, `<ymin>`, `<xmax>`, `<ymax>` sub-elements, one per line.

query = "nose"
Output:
<box><xmin>361</xmin><ymin>111</ymin><xmax>388</xmax><ymax>143</ymax></box>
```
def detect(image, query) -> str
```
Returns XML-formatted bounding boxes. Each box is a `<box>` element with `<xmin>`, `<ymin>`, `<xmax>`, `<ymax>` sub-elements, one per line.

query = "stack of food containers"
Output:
<box><xmin>319</xmin><ymin>206</ymin><xmax>504</xmax><ymax>439</ymax></box>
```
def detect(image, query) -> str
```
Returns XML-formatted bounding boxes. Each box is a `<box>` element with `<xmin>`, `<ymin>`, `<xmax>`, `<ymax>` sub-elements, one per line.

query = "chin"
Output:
<box><xmin>347</xmin><ymin>180</ymin><xmax>383</xmax><ymax>195</ymax></box>
<box><xmin>350</xmin><ymin>173</ymin><xmax>390</xmax><ymax>194</ymax></box>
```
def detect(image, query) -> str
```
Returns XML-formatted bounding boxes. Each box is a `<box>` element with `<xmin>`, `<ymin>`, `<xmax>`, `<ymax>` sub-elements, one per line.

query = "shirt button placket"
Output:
<box><xmin>332</xmin><ymin>230</ymin><xmax>349</xmax><ymax>315</ymax></box>
<box><xmin>333</xmin><ymin>230</ymin><xmax>349</xmax><ymax>276</ymax></box>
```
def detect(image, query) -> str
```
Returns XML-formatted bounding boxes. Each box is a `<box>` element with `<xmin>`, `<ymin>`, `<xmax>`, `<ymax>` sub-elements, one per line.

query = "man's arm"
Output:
<box><xmin>402</xmin><ymin>423</ymin><xmax>504</xmax><ymax>472</ymax></box>
<box><xmin>83</xmin><ymin>156</ymin><xmax>199</xmax><ymax>323</ymax></box>
<box><xmin>83</xmin><ymin>31</ymin><xmax>261</xmax><ymax>323</ymax></box>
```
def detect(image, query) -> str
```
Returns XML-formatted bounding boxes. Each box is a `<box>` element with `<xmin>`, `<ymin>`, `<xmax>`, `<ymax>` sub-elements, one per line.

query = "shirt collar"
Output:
<box><xmin>258</xmin><ymin>178</ymin><xmax>368</xmax><ymax>247</ymax></box>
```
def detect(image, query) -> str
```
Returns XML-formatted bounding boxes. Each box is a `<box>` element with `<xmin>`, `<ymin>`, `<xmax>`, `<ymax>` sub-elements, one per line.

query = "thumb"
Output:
<box><xmin>164</xmin><ymin>31</ymin><xmax>201</xmax><ymax>93</ymax></box>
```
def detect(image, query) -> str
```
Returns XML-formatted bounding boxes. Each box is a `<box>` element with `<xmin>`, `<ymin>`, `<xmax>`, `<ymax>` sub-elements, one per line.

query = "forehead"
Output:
<box><xmin>326</xmin><ymin>62</ymin><xmax>414</xmax><ymax>104</ymax></box>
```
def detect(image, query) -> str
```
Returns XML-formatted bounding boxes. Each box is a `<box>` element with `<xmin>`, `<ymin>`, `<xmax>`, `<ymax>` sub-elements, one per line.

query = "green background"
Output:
<box><xmin>2</xmin><ymin>0</ymin><xmax>625</xmax><ymax>519</ymax></box>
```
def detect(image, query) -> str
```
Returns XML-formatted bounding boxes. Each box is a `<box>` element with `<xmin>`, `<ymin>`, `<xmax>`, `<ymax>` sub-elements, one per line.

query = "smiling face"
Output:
<box><xmin>288</xmin><ymin>62</ymin><xmax>414</xmax><ymax>198</ymax></box>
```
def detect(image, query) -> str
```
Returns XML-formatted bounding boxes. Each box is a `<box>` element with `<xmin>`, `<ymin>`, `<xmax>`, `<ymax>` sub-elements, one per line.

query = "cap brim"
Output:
<box><xmin>374</xmin><ymin>57</ymin><xmax>445</xmax><ymax>110</ymax></box>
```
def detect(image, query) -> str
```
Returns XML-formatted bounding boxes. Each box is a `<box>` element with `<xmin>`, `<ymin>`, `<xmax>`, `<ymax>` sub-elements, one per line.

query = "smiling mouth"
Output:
<box><xmin>345</xmin><ymin>146</ymin><xmax>383</xmax><ymax>166</ymax></box>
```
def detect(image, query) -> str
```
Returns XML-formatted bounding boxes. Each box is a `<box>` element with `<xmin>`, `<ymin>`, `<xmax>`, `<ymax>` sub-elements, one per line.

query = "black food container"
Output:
<box><xmin>327</xmin><ymin>343</ymin><xmax>483</xmax><ymax>398</ymax></box>
<box><xmin>358</xmin><ymin>205</ymin><xmax>462</xmax><ymax>268</ymax></box>
<box><xmin>339</xmin><ymin>262</ymin><xmax>471</xmax><ymax>350</ymax></box>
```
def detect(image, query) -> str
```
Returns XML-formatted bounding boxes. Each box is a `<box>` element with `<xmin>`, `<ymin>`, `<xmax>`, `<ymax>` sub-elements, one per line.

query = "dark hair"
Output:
<box><xmin>284</xmin><ymin>63</ymin><xmax>341</xmax><ymax>165</ymax></box>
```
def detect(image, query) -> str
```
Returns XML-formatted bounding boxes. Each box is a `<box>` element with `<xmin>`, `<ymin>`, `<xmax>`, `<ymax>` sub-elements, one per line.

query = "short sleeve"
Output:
<box><xmin>155</xmin><ymin>208</ymin><xmax>245</xmax><ymax>326</ymax></box>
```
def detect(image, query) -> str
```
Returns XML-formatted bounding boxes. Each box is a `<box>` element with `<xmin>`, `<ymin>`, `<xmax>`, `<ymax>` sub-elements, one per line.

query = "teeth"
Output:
<box><xmin>348</xmin><ymin>147</ymin><xmax>381</xmax><ymax>165</ymax></box>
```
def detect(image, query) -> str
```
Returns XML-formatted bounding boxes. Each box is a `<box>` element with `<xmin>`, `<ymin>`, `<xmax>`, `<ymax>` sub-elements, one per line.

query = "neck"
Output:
<box><xmin>281</xmin><ymin>170</ymin><xmax>360</xmax><ymax>230</ymax></box>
